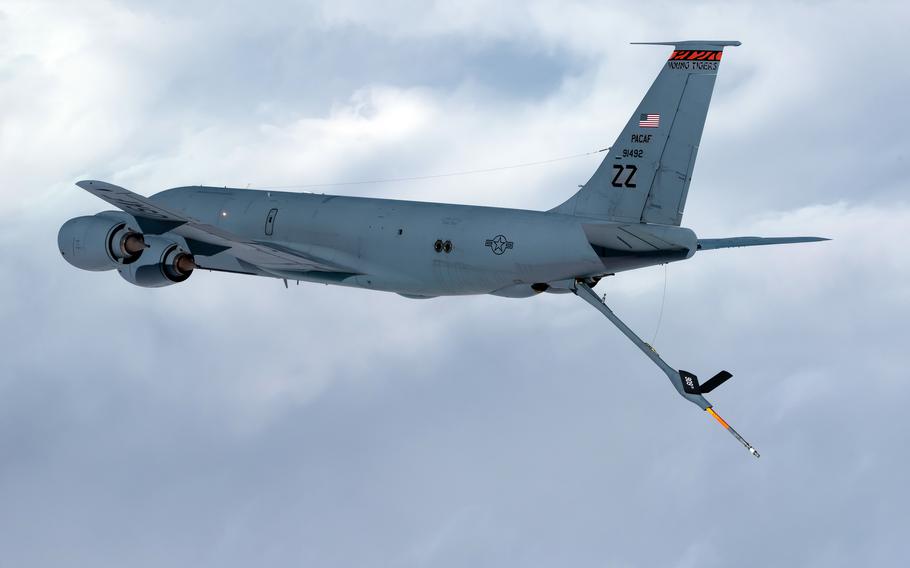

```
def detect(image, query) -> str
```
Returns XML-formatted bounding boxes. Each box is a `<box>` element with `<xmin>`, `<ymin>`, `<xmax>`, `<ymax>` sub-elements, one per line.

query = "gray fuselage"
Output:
<box><xmin>150</xmin><ymin>186</ymin><xmax>696</xmax><ymax>298</ymax></box>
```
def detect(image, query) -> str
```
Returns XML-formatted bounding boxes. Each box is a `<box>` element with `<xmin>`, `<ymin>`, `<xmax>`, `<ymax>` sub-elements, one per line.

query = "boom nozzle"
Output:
<box><xmin>706</xmin><ymin>407</ymin><xmax>760</xmax><ymax>458</ymax></box>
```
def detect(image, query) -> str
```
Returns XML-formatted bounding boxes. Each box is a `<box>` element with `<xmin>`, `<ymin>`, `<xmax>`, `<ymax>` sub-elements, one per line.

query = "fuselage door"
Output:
<box><xmin>264</xmin><ymin>208</ymin><xmax>279</xmax><ymax>236</ymax></box>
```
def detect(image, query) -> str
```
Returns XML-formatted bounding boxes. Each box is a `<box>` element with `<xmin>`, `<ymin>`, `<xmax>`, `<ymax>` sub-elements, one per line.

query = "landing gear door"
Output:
<box><xmin>264</xmin><ymin>208</ymin><xmax>279</xmax><ymax>236</ymax></box>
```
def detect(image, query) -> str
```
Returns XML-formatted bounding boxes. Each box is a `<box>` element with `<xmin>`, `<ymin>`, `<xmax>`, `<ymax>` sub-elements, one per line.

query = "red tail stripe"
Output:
<box><xmin>669</xmin><ymin>50</ymin><xmax>723</xmax><ymax>61</ymax></box>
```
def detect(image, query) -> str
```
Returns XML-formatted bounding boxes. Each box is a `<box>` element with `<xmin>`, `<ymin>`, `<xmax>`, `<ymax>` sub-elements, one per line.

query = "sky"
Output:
<box><xmin>1</xmin><ymin>1</ymin><xmax>909</xmax><ymax>566</ymax></box>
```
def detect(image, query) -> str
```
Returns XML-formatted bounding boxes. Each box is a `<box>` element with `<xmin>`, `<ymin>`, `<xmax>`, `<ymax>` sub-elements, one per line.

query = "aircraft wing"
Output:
<box><xmin>76</xmin><ymin>180</ymin><xmax>353</xmax><ymax>273</ymax></box>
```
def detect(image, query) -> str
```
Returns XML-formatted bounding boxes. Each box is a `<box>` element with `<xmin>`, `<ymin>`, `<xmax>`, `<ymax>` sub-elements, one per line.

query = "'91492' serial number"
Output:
<box><xmin>621</xmin><ymin>148</ymin><xmax>643</xmax><ymax>158</ymax></box>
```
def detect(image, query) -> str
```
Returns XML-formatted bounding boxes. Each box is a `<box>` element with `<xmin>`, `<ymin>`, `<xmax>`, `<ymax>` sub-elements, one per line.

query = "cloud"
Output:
<box><xmin>1</xmin><ymin>1</ymin><xmax>909</xmax><ymax>567</ymax></box>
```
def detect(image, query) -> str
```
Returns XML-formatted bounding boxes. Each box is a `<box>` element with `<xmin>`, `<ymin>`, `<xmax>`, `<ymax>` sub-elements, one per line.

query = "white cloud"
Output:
<box><xmin>0</xmin><ymin>2</ymin><xmax>194</xmax><ymax>211</ymax></box>
<box><xmin>2</xmin><ymin>2</ymin><xmax>909</xmax><ymax>567</ymax></box>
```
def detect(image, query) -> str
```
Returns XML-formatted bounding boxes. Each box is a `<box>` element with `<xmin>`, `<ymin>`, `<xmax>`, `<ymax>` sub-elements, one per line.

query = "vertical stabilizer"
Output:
<box><xmin>552</xmin><ymin>40</ymin><xmax>739</xmax><ymax>225</ymax></box>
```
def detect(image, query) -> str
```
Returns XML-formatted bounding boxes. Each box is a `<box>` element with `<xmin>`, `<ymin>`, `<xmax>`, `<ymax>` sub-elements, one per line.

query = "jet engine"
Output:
<box><xmin>118</xmin><ymin>236</ymin><xmax>196</xmax><ymax>288</ymax></box>
<box><xmin>58</xmin><ymin>214</ymin><xmax>146</xmax><ymax>271</ymax></box>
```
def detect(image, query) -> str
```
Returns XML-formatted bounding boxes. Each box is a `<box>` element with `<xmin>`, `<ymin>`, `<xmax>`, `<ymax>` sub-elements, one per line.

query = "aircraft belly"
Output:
<box><xmin>315</xmin><ymin>204</ymin><xmax>600</xmax><ymax>295</ymax></box>
<box><xmin>395</xmin><ymin>213</ymin><xmax>602</xmax><ymax>296</ymax></box>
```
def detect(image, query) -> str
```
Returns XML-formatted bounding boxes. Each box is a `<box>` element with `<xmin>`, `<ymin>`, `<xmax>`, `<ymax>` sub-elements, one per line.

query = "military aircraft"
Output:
<box><xmin>59</xmin><ymin>40</ymin><xmax>827</xmax><ymax>457</ymax></box>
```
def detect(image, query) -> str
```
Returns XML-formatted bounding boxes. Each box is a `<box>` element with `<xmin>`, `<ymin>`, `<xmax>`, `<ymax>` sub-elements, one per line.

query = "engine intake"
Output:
<box><xmin>58</xmin><ymin>215</ymin><xmax>146</xmax><ymax>271</ymax></box>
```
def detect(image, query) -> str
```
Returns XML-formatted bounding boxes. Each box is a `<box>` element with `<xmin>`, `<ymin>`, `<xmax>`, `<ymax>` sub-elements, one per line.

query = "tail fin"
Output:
<box><xmin>553</xmin><ymin>40</ymin><xmax>739</xmax><ymax>225</ymax></box>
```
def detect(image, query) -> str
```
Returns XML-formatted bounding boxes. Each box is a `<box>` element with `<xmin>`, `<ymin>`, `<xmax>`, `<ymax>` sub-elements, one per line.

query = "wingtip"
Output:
<box><xmin>76</xmin><ymin>179</ymin><xmax>114</xmax><ymax>190</ymax></box>
<box><xmin>76</xmin><ymin>180</ymin><xmax>124</xmax><ymax>193</ymax></box>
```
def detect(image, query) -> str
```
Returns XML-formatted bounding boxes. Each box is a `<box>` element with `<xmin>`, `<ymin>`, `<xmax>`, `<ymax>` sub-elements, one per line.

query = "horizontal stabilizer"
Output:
<box><xmin>631</xmin><ymin>40</ymin><xmax>742</xmax><ymax>48</ymax></box>
<box><xmin>697</xmin><ymin>236</ymin><xmax>829</xmax><ymax>251</ymax></box>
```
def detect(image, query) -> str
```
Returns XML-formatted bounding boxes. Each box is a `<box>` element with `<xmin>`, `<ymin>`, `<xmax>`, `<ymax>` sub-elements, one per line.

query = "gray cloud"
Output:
<box><xmin>2</xmin><ymin>1</ymin><xmax>909</xmax><ymax>567</ymax></box>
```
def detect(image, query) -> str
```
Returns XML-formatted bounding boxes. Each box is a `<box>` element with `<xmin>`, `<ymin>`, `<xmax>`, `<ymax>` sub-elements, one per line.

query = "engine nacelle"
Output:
<box><xmin>118</xmin><ymin>236</ymin><xmax>196</xmax><ymax>288</ymax></box>
<box><xmin>58</xmin><ymin>214</ymin><xmax>146</xmax><ymax>271</ymax></box>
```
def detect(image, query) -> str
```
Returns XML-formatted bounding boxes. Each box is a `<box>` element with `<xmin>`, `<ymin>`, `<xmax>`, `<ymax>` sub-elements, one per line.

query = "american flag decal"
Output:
<box><xmin>639</xmin><ymin>113</ymin><xmax>660</xmax><ymax>128</ymax></box>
